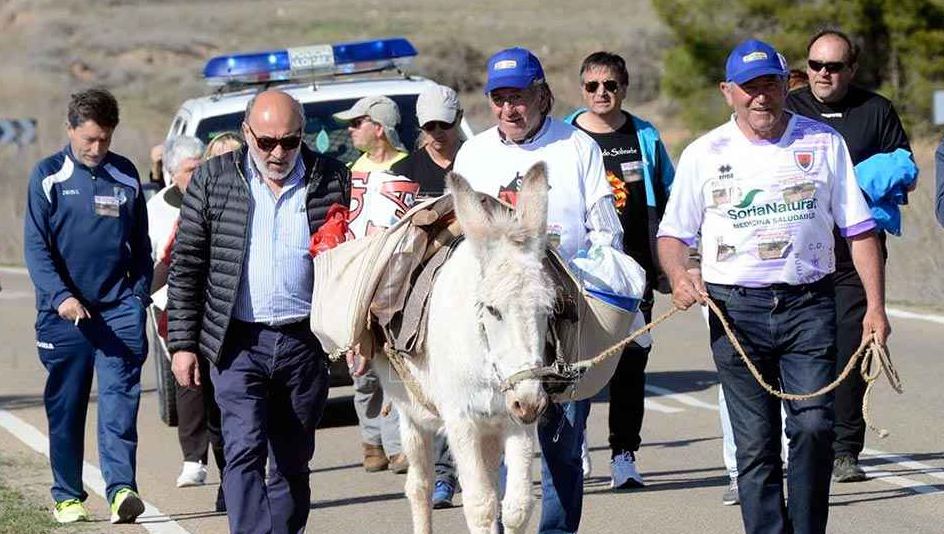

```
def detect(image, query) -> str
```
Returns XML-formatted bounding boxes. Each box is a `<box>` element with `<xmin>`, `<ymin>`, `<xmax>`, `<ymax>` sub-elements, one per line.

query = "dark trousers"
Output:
<box><xmin>538</xmin><ymin>399</ymin><xmax>591</xmax><ymax>534</ymax></box>
<box><xmin>176</xmin><ymin>353</ymin><xmax>225</xmax><ymax>474</ymax></box>
<box><xmin>434</xmin><ymin>432</ymin><xmax>457</xmax><ymax>486</ymax></box>
<box><xmin>35</xmin><ymin>296</ymin><xmax>146</xmax><ymax>504</ymax></box>
<box><xmin>832</xmin><ymin>266</ymin><xmax>869</xmax><ymax>459</ymax></box>
<box><xmin>608</xmin><ymin>291</ymin><xmax>652</xmax><ymax>456</ymax></box>
<box><xmin>707</xmin><ymin>281</ymin><xmax>836</xmax><ymax>534</ymax></box>
<box><xmin>212</xmin><ymin>319</ymin><xmax>329</xmax><ymax>534</ymax></box>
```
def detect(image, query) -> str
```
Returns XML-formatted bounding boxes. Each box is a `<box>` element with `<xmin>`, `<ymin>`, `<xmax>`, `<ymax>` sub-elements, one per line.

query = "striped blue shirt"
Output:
<box><xmin>232</xmin><ymin>154</ymin><xmax>312</xmax><ymax>325</ymax></box>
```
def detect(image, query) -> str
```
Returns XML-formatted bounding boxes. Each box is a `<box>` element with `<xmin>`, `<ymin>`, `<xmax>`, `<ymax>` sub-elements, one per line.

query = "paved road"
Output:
<box><xmin>1</xmin><ymin>267</ymin><xmax>942</xmax><ymax>534</ymax></box>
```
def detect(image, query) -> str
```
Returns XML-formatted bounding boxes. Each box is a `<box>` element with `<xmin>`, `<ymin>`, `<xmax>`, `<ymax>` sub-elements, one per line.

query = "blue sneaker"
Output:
<box><xmin>432</xmin><ymin>479</ymin><xmax>455</xmax><ymax>509</ymax></box>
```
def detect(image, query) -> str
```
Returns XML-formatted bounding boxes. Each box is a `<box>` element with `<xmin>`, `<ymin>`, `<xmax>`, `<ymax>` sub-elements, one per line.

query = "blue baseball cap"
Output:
<box><xmin>725</xmin><ymin>39</ymin><xmax>788</xmax><ymax>84</ymax></box>
<box><xmin>483</xmin><ymin>47</ymin><xmax>545</xmax><ymax>94</ymax></box>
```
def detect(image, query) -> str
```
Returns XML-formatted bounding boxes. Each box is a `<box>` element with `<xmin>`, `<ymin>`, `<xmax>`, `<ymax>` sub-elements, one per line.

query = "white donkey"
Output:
<box><xmin>374</xmin><ymin>163</ymin><xmax>555</xmax><ymax>534</ymax></box>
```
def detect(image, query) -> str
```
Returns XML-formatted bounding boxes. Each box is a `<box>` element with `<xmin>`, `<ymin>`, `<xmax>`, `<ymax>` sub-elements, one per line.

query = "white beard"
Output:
<box><xmin>248</xmin><ymin>147</ymin><xmax>299</xmax><ymax>182</ymax></box>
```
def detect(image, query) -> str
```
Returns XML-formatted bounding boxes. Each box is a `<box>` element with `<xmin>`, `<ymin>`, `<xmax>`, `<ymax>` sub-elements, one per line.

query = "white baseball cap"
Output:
<box><xmin>416</xmin><ymin>84</ymin><xmax>460</xmax><ymax>127</ymax></box>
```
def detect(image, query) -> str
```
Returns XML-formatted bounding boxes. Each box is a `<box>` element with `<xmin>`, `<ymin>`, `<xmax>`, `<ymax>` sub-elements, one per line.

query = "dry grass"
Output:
<box><xmin>2</xmin><ymin>0</ymin><xmax>942</xmax><ymax>308</ymax></box>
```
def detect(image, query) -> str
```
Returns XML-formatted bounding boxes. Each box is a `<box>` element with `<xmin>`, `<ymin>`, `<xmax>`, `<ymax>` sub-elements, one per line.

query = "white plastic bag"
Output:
<box><xmin>569</xmin><ymin>244</ymin><xmax>652</xmax><ymax>348</ymax></box>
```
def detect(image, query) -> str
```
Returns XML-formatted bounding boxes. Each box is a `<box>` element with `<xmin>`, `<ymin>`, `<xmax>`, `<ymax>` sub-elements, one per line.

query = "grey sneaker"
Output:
<box><xmin>833</xmin><ymin>455</ymin><xmax>867</xmax><ymax>483</ymax></box>
<box><xmin>722</xmin><ymin>479</ymin><xmax>740</xmax><ymax>505</ymax></box>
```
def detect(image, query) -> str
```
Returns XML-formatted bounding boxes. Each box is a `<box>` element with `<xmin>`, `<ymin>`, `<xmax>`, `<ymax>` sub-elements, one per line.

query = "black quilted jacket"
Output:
<box><xmin>166</xmin><ymin>144</ymin><xmax>350</xmax><ymax>364</ymax></box>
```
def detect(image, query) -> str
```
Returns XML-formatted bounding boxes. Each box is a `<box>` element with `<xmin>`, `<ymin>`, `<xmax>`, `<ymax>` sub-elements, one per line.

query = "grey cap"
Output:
<box><xmin>416</xmin><ymin>84</ymin><xmax>460</xmax><ymax>126</ymax></box>
<box><xmin>333</xmin><ymin>95</ymin><xmax>405</xmax><ymax>151</ymax></box>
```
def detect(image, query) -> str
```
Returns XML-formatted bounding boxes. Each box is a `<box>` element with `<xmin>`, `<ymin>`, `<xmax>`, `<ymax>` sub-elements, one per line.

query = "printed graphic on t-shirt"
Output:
<box><xmin>605</xmin><ymin>171</ymin><xmax>627</xmax><ymax>211</ymax></box>
<box><xmin>348</xmin><ymin>170</ymin><xmax>420</xmax><ymax>238</ymax></box>
<box><xmin>498</xmin><ymin>173</ymin><xmax>523</xmax><ymax>206</ymax></box>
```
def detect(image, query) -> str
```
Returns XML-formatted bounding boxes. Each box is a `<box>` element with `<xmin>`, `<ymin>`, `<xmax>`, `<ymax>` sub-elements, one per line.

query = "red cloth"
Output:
<box><xmin>158</xmin><ymin>218</ymin><xmax>180</xmax><ymax>266</ymax></box>
<box><xmin>309</xmin><ymin>204</ymin><xmax>350</xmax><ymax>257</ymax></box>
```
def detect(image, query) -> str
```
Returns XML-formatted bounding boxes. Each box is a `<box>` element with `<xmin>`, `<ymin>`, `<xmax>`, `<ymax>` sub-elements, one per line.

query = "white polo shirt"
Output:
<box><xmin>453</xmin><ymin>117</ymin><xmax>614</xmax><ymax>261</ymax></box>
<box><xmin>657</xmin><ymin>113</ymin><xmax>875</xmax><ymax>287</ymax></box>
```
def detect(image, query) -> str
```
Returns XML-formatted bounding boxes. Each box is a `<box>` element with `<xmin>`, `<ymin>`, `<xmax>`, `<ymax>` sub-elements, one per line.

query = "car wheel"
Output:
<box><xmin>148</xmin><ymin>308</ymin><xmax>178</xmax><ymax>427</ymax></box>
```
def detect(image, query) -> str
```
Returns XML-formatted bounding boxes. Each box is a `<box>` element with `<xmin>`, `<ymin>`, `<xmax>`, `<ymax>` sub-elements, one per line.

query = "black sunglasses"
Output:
<box><xmin>808</xmin><ymin>60</ymin><xmax>846</xmax><ymax>74</ymax></box>
<box><xmin>420</xmin><ymin>119</ymin><xmax>457</xmax><ymax>132</ymax></box>
<box><xmin>246</xmin><ymin>124</ymin><xmax>302</xmax><ymax>152</ymax></box>
<box><xmin>584</xmin><ymin>80</ymin><xmax>620</xmax><ymax>93</ymax></box>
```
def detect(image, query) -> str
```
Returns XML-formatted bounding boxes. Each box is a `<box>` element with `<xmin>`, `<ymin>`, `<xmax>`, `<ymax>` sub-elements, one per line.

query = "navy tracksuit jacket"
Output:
<box><xmin>23</xmin><ymin>144</ymin><xmax>153</xmax><ymax>504</ymax></box>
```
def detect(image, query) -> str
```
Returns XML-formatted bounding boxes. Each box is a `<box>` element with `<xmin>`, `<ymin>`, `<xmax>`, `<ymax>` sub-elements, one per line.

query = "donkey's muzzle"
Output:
<box><xmin>507</xmin><ymin>391</ymin><xmax>548</xmax><ymax>425</ymax></box>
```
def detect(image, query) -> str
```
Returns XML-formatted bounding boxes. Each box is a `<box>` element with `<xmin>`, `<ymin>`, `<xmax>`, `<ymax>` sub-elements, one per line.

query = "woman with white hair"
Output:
<box><xmin>147</xmin><ymin>135</ymin><xmax>228</xmax><ymax>512</ymax></box>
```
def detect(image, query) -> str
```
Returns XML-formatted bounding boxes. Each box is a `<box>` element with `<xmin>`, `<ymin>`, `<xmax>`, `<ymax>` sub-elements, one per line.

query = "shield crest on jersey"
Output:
<box><xmin>794</xmin><ymin>150</ymin><xmax>814</xmax><ymax>172</ymax></box>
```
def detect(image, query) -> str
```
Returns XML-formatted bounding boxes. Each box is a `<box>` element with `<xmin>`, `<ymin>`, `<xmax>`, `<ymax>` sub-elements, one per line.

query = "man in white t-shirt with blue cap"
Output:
<box><xmin>657</xmin><ymin>39</ymin><xmax>889</xmax><ymax>534</ymax></box>
<box><xmin>454</xmin><ymin>46</ymin><xmax>623</xmax><ymax>534</ymax></box>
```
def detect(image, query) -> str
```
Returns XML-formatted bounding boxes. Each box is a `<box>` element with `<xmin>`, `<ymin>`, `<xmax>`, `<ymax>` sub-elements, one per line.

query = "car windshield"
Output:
<box><xmin>194</xmin><ymin>94</ymin><xmax>422</xmax><ymax>165</ymax></box>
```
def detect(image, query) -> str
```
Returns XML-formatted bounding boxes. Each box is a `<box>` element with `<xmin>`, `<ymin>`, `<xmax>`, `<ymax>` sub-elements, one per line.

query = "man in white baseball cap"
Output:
<box><xmin>391</xmin><ymin>83</ymin><xmax>464</xmax><ymax>197</ymax></box>
<box><xmin>334</xmin><ymin>95</ymin><xmax>407</xmax><ymax>172</ymax></box>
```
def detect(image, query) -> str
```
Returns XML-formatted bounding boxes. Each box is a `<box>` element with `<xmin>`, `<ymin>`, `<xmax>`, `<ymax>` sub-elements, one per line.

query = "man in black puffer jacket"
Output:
<box><xmin>166</xmin><ymin>90</ymin><xmax>349</xmax><ymax>534</ymax></box>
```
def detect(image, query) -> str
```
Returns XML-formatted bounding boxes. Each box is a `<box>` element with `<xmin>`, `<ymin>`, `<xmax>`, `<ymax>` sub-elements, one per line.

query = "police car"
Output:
<box><xmin>149</xmin><ymin>38</ymin><xmax>474</xmax><ymax>426</ymax></box>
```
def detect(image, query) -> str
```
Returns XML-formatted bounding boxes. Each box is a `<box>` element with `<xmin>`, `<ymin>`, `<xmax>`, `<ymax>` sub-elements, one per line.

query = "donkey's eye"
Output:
<box><xmin>485</xmin><ymin>306</ymin><xmax>503</xmax><ymax>321</ymax></box>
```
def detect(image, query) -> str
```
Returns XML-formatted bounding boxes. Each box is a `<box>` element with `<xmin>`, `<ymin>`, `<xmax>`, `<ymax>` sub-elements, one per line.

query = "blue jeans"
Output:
<box><xmin>212</xmin><ymin>320</ymin><xmax>329</xmax><ymax>534</ymax></box>
<box><xmin>707</xmin><ymin>280</ymin><xmax>836</xmax><ymax>534</ymax></box>
<box><xmin>538</xmin><ymin>399</ymin><xmax>591</xmax><ymax>534</ymax></box>
<box><xmin>35</xmin><ymin>295</ymin><xmax>147</xmax><ymax>504</ymax></box>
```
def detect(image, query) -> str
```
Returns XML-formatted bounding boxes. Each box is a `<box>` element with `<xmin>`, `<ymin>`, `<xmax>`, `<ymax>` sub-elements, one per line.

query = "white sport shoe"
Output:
<box><xmin>581</xmin><ymin>439</ymin><xmax>592</xmax><ymax>478</ymax></box>
<box><xmin>176</xmin><ymin>461</ymin><xmax>207</xmax><ymax>487</ymax></box>
<box><xmin>610</xmin><ymin>451</ymin><xmax>644</xmax><ymax>489</ymax></box>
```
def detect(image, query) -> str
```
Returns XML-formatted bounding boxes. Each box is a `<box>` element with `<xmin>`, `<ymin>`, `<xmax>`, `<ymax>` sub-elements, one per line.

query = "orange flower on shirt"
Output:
<box><xmin>606</xmin><ymin>170</ymin><xmax>627</xmax><ymax>212</ymax></box>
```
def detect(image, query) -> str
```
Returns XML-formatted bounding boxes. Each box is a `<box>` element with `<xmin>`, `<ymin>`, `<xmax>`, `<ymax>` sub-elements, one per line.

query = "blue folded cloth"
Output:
<box><xmin>853</xmin><ymin>148</ymin><xmax>919</xmax><ymax>236</ymax></box>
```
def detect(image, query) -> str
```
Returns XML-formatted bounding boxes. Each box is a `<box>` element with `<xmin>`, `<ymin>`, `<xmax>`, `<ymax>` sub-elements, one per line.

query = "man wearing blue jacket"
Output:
<box><xmin>564</xmin><ymin>51</ymin><xmax>674</xmax><ymax>489</ymax></box>
<box><xmin>24</xmin><ymin>88</ymin><xmax>152</xmax><ymax>525</ymax></box>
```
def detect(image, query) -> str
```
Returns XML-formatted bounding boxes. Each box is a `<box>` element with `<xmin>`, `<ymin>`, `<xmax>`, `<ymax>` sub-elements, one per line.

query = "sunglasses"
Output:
<box><xmin>246</xmin><ymin>124</ymin><xmax>302</xmax><ymax>152</ymax></box>
<box><xmin>350</xmin><ymin>116</ymin><xmax>374</xmax><ymax>129</ymax></box>
<box><xmin>420</xmin><ymin>119</ymin><xmax>457</xmax><ymax>132</ymax></box>
<box><xmin>808</xmin><ymin>60</ymin><xmax>847</xmax><ymax>74</ymax></box>
<box><xmin>584</xmin><ymin>80</ymin><xmax>620</xmax><ymax>93</ymax></box>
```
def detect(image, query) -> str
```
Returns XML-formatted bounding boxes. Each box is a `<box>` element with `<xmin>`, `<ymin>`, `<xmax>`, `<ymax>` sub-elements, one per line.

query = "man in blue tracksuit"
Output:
<box><xmin>23</xmin><ymin>88</ymin><xmax>152</xmax><ymax>525</ymax></box>
<box><xmin>564</xmin><ymin>51</ymin><xmax>674</xmax><ymax>490</ymax></box>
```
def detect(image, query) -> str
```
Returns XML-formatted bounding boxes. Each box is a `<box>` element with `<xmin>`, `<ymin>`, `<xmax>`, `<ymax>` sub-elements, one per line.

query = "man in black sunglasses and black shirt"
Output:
<box><xmin>563</xmin><ymin>51</ymin><xmax>675</xmax><ymax>491</ymax></box>
<box><xmin>786</xmin><ymin>29</ymin><xmax>913</xmax><ymax>484</ymax></box>
<box><xmin>391</xmin><ymin>83</ymin><xmax>464</xmax><ymax>198</ymax></box>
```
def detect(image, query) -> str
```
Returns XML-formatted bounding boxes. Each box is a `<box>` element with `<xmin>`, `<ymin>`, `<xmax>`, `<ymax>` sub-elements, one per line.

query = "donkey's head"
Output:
<box><xmin>446</xmin><ymin>163</ymin><xmax>554</xmax><ymax>425</ymax></box>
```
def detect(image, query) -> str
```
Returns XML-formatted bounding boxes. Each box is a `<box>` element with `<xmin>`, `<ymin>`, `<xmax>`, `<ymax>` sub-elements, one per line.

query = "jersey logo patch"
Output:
<box><xmin>794</xmin><ymin>151</ymin><xmax>814</xmax><ymax>173</ymax></box>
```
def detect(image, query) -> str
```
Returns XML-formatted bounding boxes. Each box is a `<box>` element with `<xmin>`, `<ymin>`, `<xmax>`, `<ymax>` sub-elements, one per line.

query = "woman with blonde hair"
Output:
<box><xmin>203</xmin><ymin>131</ymin><xmax>244</xmax><ymax>159</ymax></box>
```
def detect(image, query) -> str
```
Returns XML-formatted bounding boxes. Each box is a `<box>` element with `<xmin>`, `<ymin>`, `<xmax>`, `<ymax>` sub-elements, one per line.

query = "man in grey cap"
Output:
<box><xmin>335</xmin><ymin>94</ymin><xmax>410</xmax><ymax>474</ymax></box>
<box><xmin>334</xmin><ymin>95</ymin><xmax>407</xmax><ymax>172</ymax></box>
<box><xmin>391</xmin><ymin>83</ymin><xmax>464</xmax><ymax>197</ymax></box>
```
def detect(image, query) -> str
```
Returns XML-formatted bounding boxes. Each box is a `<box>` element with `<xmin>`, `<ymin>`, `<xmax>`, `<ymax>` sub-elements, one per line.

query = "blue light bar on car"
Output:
<box><xmin>203</xmin><ymin>38</ymin><xmax>418</xmax><ymax>85</ymax></box>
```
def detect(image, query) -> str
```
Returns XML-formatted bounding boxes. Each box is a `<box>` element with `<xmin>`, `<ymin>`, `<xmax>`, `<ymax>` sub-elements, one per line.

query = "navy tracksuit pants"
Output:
<box><xmin>35</xmin><ymin>295</ymin><xmax>147</xmax><ymax>504</ymax></box>
<box><xmin>212</xmin><ymin>319</ymin><xmax>329</xmax><ymax>534</ymax></box>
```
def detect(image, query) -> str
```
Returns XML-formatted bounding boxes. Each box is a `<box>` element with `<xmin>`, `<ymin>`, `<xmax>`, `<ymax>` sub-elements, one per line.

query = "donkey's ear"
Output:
<box><xmin>515</xmin><ymin>162</ymin><xmax>549</xmax><ymax>238</ymax></box>
<box><xmin>447</xmin><ymin>171</ymin><xmax>492</xmax><ymax>244</ymax></box>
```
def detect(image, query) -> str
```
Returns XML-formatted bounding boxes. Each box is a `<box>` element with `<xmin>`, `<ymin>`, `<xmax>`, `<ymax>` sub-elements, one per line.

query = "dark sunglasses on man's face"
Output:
<box><xmin>808</xmin><ymin>60</ymin><xmax>846</xmax><ymax>74</ymax></box>
<box><xmin>420</xmin><ymin>119</ymin><xmax>457</xmax><ymax>132</ymax></box>
<box><xmin>584</xmin><ymin>80</ymin><xmax>620</xmax><ymax>93</ymax></box>
<box><xmin>246</xmin><ymin>124</ymin><xmax>302</xmax><ymax>152</ymax></box>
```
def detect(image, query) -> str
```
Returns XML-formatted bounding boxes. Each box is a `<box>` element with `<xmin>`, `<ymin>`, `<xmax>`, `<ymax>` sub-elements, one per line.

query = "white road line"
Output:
<box><xmin>643</xmin><ymin>398</ymin><xmax>684</xmax><ymax>414</ymax></box>
<box><xmin>0</xmin><ymin>408</ymin><xmax>194</xmax><ymax>534</ymax></box>
<box><xmin>863</xmin><ymin>448</ymin><xmax>944</xmax><ymax>481</ymax></box>
<box><xmin>0</xmin><ymin>266</ymin><xmax>29</xmax><ymax>275</ymax></box>
<box><xmin>887</xmin><ymin>307</ymin><xmax>944</xmax><ymax>325</ymax></box>
<box><xmin>0</xmin><ymin>290</ymin><xmax>32</xmax><ymax>300</ymax></box>
<box><xmin>645</xmin><ymin>385</ymin><xmax>719</xmax><ymax>412</ymax></box>
<box><xmin>859</xmin><ymin>465</ymin><xmax>944</xmax><ymax>495</ymax></box>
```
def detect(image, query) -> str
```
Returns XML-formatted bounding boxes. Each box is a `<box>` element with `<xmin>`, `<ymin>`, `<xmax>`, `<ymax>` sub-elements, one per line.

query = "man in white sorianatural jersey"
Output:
<box><xmin>453</xmin><ymin>46</ymin><xmax>623</xmax><ymax>534</ymax></box>
<box><xmin>657</xmin><ymin>39</ymin><xmax>889</xmax><ymax>534</ymax></box>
